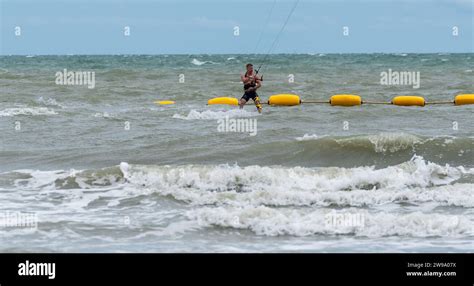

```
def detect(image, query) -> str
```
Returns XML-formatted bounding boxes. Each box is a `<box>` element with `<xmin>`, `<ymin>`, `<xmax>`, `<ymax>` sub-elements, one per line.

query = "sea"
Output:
<box><xmin>0</xmin><ymin>53</ymin><xmax>473</xmax><ymax>252</ymax></box>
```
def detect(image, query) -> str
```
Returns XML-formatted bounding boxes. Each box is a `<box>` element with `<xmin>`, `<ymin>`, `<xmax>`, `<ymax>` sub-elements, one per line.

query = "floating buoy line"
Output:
<box><xmin>154</xmin><ymin>1</ymin><xmax>472</xmax><ymax>109</ymax></box>
<box><xmin>156</xmin><ymin>94</ymin><xmax>474</xmax><ymax>107</ymax></box>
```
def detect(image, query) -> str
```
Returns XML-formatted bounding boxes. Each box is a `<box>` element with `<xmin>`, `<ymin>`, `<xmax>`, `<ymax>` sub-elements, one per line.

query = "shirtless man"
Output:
<box><xmin>239</xmin><ymin>63</ymin><xmax>262</xmax><ymax>113</ymax></box>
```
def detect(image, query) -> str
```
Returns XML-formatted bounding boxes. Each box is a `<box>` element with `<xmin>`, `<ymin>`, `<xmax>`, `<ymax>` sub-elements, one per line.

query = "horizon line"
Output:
<box><xmin>1</xmin><ymin>52</ymin><xmax>473</xmax><ymax>56</ymax></box>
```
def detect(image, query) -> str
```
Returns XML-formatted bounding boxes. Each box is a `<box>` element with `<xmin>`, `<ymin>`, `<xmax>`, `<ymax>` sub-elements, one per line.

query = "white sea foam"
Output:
<box><xmin>295</xmin><ymin>134</ymin><xmax>321</xmax><ymax>141</ymax></box>
<box><xmin>191</xmin><ymin>59</ymin><xmax>215</xmax><ymax>66</ymax></box>
<box><xmin>186</xmin><ymin>207</ymin><xmax>472</xmax><ymax>237</ymax></box>
<box><xmin>0</xmin><ymin>107</ymin><xmax>58</xmax><ymax>117</ymax></box>
<box><xmin>9</xmin><ymin>156</ymin><xmax>472</xmax><ymax>210</ymax></box>
<box><xmin>118</xmin><ymin>156</ymin><xmax>474</xmax><ymax>207</ymax></box>
<box><xmin>93</xmin><ymin>112</ymin><xmax>114</xmax><ymax>118</ymax></box>
<box><xmin>38</xmin><ymin>97</ymin><xmax>64</xmax><ymax>108</ymax></box>
<box><xmin>173</xmin><ymin>109</ymin><xmax>258</xmax><ymax>120</ymax></box>
<box><xmin>2</xmin><ymin>158</ymin><xmax>473</xmax><ymax>240</ymax></box>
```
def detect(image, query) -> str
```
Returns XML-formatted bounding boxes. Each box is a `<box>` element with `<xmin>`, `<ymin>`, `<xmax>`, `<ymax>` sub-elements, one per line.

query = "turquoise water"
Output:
<box><xmin>0</xmin><ymin>54</ymin><xmax>473</xmax><ymax>252</ymax></box>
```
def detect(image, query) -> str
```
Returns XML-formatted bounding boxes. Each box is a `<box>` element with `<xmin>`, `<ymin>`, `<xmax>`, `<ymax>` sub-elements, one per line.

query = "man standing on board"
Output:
<box><xmin>239</xmin><ymin>63</ymin><xmax>262</xmax><ymax>113</ymax></box>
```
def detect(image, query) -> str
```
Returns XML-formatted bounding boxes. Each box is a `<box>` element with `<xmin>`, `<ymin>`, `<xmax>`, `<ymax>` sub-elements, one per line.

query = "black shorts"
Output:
<box><xmin>241</xmin><ymin>92</ymin><xmax>258</xmax><ymax>102</ymax></box>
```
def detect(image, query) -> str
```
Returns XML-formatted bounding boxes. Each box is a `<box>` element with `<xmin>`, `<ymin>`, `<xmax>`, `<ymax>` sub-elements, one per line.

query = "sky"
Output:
<box><xmin>0</xmin><ymin>0</ymin><xmax>473</xmax><ymax>54</ymax></box>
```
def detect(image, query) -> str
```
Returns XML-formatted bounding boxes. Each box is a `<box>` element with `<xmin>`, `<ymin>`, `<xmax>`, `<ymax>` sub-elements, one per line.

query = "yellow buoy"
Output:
<box><xmin>392</xmin><ymin>96</ymin><xmax>425</xmax><ymax>106</ymax></box>
<box><xmin>207</xmin><ymin>97</ymin><xmax>239</xmax><ymax>106</ymax></box>
<box><xmin>155</xmin><ymin>100</ymin><xmax>175</xmax><ymax>105</ymax></box>
<box><xmin>268</xmin><ymin>94</ymin><xmax>301</xmax><ymax>106</ymax></box>
<box><xmin>454</xmin><ymin>94</ymin><xmax>474</xmax><ymax>105</ymax></box>
<box><xmin>330</xmin><ymin>94</ymin><xmax>362</xmax><ymax>106</ymax></box>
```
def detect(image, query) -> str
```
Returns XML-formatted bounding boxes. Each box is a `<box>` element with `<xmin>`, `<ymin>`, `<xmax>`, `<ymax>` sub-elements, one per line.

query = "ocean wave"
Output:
<box><xmin>4</xmin><ymin>157</ymin><xmax>472</xmax><ymax>209</ymax></box>
<box><xmin>295</xmin><ymin>134</ymin><xmax>322</xmax><ymax>141</ymax></box>
<box><xmin>0</xmin><ymin>107</ymin><xmax>58</xmax><ymax>117</ymax></box>
<box><xmin>38</xmin><ymin>96</ymin><xmax>64</xmax><ymax>108</ymax></box>
<box><xmin>342</xmin><ymin>132</ymin><xmax>423</xmax><ymax>153</ymax></box>
<box><xmin>118</xmin><ymin>156</ymin><xmax>474</xmax><ymax>207</ymax></box>
<box><xmin>187</xmin><ymin>207</ymin><xmax>472</xmax><ymax>237</ymax></box>
<box><xmin>93</xmin><ymin>112</ymin><xmax>115</xmax><ymax>118</ymax></box>
<box><xmin>296</xmin><ymin>132</ymin><xmax>422</xmax><ymax>153</ymax></box>
<box><xmin>1</xmin><ymin>166</ymin><xmax>124</xmax><ymax>191</ymax></box>
<box><xmin>191</xmin><ymin>59</ymin><xmax>216</xmax><ymax>66</ymax></box>
<box><xmin>173</xmin><ymin>109</ymin><xmax>258</xmax><ymax>120</ymax></box>
<box><xmin>2</xmin><ymin>158</ymin><xmax>472</xmax><ymax>239</ymax></box>
<box><xmin>292</xmin><ymin>133</ymin><xmax>473</xmax><ymax>159</ymax></box>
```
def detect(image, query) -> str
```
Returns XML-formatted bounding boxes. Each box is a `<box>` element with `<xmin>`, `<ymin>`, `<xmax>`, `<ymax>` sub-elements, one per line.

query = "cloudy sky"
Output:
<box><xmin>1</xmin><ymin>0</ymin><xmax>472</xmax><ymax>54</ymax></box>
